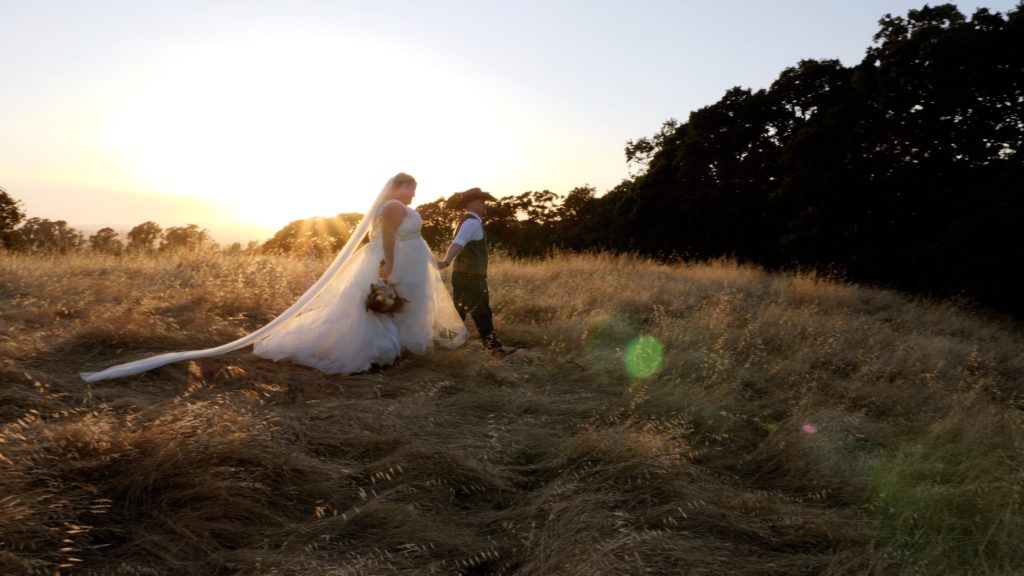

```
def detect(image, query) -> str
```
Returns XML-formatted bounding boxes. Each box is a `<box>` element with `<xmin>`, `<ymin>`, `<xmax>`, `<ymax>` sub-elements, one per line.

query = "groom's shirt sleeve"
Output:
<box><xmin>452</xmin><ymin>218</ymin><xmax>484</xmax><ymax>247</ymax></box>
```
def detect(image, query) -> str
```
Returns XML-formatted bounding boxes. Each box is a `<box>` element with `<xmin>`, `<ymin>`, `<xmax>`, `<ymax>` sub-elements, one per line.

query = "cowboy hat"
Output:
<box><xmin>449</xmin><ymin>187</ymin><xmax>497</xmax><ymax>209</ymax></box>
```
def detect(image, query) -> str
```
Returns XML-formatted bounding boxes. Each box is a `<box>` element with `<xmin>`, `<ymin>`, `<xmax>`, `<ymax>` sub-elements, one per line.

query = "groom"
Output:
<box><xmin>438</xmin><ymin>187</ymin><xmax>510</xmax><ymax>354</ymax></box>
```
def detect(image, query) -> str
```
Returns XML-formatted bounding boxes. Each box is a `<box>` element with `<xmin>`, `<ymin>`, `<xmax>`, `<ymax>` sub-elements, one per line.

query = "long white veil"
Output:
<box><xmin>80</xmin><ymin>176</ymin><xmax>399</xmax><ymax>382</ymax></box>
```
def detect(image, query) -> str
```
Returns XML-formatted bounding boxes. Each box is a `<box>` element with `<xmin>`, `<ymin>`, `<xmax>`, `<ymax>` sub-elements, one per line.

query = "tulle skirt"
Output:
<box><xmin>253</xmin><ymin>236</ymin><xmax>468</xmax><ymax>374</ymax></box>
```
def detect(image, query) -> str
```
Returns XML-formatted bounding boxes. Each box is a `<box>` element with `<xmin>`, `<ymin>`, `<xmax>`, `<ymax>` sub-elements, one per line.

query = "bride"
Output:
<box><xmin>81</xmin><ymin>173</ymin><xmax>468</xmax><ymax>382</ymax></box>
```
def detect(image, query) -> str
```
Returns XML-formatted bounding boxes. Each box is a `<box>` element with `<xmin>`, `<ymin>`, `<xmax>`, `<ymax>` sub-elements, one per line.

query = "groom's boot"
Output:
<box><xmin>483</xmin><ymin>333</ymin><xmax>515</xmax><ymax>356</ymax></box>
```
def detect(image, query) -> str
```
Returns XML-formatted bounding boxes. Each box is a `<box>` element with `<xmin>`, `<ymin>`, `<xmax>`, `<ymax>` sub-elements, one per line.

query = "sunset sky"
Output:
<box><xmin>2</xmin><ymin>0</ymin><xmax>1016</xmax><ymax>243</ymax></box>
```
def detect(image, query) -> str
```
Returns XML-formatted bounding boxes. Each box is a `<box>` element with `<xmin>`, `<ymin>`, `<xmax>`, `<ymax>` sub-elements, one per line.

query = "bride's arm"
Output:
<box><xmin>379</xmin><ymin>201</ymin><xmax>407</xmax><ymax>279</ymax></box>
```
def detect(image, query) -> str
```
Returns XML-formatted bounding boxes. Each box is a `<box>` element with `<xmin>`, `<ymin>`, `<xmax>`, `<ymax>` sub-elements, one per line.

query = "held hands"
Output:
<box><xmin>436</xmin><ymin>258</ymin><xmax>450</xmax><ymax>270</ymax></box>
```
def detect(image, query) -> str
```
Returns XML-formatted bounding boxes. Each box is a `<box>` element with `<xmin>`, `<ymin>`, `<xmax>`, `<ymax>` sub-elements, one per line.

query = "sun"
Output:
<box><xmin>106</xmin><ymin>31</ymin><xmax>520</xmax><ymax>231</ymax></box>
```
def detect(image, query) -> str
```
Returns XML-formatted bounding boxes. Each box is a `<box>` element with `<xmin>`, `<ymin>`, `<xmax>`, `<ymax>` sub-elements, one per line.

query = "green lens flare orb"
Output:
<box><xmin>623</xmin><ymin>335</ymin><xmax>664</xmax><ymax>379</ymax></box>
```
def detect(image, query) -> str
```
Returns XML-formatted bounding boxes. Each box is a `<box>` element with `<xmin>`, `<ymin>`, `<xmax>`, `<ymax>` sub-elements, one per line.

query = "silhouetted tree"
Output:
<box><xmin>417</xmin><ymin>198</ymin><xmax>460</xmax><ymax>251</ymax></box>
<box><xmin>625</xmin><ymin>119</ymin><xmax>679</xmax><ymax>177</ymax></box>
<box><xmin>262</xmin><ymin>213</ymin><xmax>362</xmax><ymax>255</ymax></box>
<box><xmin>484</xmin><ymin>191</ymin><xmax>562</xmax><ymax>256</ymax></box>
<box><xmin>16</xmin><ymin>218</ymin><xmax>84</xmax><ymax>253</ymax></box>
<box><xmin>160</xmin><ymin>224</ymin><xmax>213</xmax><ymax>253</ymax></box>
<box><xmin>0</xmin><ymin>186</ymin><xmax>26</xmax><ymax>249</ymax></box>
<box><xmin>554</xmin><ymin>185</ymin><xmax>601</xmax><ymax>250</ymax></box>
<box><xmin>88</xmin><ymin>227</ymin><xmax>124</xmax><ymax>255</ymax></box>
<box><xmin>127</xmin><ymin>221</ymin><xmax>162</xmax><ymax>252</ymax></box>
<box><xmin>601</xmin><ymin>3</ymin><xmax>1024</xmax><ymax>316</ymax></box>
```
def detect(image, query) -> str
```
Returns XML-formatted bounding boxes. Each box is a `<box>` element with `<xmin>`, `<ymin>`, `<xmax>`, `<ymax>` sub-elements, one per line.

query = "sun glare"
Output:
<box><xmin>107</xmin><ymin>32</ymin><xmax>520</xmax><ymax>231</ymax></box>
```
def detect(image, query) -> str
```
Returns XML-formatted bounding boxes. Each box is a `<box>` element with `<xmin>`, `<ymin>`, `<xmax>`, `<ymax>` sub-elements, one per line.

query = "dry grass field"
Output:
<box><xmin>1</xmin><ymin>250</ymin><xmax>1022</xmax><ymax>575</ymax></box>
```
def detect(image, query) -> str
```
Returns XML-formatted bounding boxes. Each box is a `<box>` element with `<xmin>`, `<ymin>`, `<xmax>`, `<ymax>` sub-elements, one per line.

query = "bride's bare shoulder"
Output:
<box><xmin>380</xmin><ymin>200</ymin><xmax>408</xmax><ymax>222</ymax></box>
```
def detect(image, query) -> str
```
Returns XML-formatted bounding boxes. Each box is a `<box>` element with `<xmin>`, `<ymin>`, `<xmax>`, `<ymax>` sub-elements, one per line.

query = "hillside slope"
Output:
<box><xmin>1</xmin><ymin>252</ymin><xmax>1021</xmax><ymax>575</ymax></box>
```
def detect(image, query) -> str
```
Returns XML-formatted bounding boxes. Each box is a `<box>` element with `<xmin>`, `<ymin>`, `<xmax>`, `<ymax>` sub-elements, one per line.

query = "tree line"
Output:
<box><xmin>0</xmin><ymin>198</ymin><xmax>223</xmax><ymax>255</ymax></box>
<box><xmin>3</xmin><ymin>3</ymin><xmax>1021</xmax><ymax>316</ymax></box>
<box><xmin>431</xmin><ymin>4</ymin><xmax>1024</xmax><ymax>317</ymax></box>
<box><xmin>601</xmin><ymin>3</ymin><xmax>1024</xmax><ymax>317</ymax></box>
<box><xmin>0</xmin><ymin>186</ymin><xmax>596</xmax><ymax>257</ymax></box>
<box><xmin>438</xmin><ymin>3</ymin><xmax>1019</xmax><ymax>318</ymax></box>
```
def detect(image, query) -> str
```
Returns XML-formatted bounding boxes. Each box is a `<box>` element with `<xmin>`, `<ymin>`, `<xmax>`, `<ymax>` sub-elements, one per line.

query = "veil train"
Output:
<box><xmin>80</xmin><ymin>177</ymin><xmax>398</xmax><ymax>382</ymax></box>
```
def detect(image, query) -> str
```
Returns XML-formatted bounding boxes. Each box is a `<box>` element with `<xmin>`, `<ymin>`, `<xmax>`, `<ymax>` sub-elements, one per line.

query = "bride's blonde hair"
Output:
<box><xmin>389</xmin><ymin>172</ymin><xmax>417</xmax><ymax>192</ymax></box>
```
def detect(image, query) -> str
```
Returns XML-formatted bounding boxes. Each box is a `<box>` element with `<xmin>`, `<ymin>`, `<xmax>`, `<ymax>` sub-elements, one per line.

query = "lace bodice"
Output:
<box><xmin>371</xmin><ymin>200</ymin><xmax>422</xmax><ymax>242</ymax></box>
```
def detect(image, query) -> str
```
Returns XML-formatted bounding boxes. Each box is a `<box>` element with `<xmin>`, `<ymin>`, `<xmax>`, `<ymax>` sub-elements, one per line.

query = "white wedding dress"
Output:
<box><xmin>81</xmin><ymin>177</ymin><xmax>467</xmax><ymax>382</ymax></box>
<box><xmin>253</xmin><ymin>200</ymin><xmax>467</xmax><ymax>373</ymax></box>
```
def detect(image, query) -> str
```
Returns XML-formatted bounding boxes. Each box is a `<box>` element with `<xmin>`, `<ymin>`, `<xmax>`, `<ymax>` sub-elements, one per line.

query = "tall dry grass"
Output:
<box><xmin>1</xmin><ymin>250</ymin><xmax>1021</xmax><ymax>575</ymax></box>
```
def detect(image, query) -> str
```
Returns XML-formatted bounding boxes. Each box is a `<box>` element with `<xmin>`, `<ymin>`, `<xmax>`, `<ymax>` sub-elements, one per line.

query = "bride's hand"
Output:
<box><xmin>379</xmin><ymin>260</ymin><xmax>393</xmax><ymax>280</ymax></box>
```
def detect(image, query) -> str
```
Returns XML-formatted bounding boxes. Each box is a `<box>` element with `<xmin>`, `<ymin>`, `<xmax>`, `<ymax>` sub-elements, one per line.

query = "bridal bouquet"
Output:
<box><xmin>366</xmin><ymin>280</ymin><xmax>408</xmax><ymax>315</ymax></box>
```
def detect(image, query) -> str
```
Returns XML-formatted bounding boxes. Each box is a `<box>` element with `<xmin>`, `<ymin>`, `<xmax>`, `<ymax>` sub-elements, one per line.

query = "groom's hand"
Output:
<box><xmin>436</xmin><ymin>258</ymin><xmax>449</xmax><ymax>270</ymax></box>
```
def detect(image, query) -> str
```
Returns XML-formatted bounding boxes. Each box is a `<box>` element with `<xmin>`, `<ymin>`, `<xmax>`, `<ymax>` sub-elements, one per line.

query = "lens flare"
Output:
<box><xmin>623</xmin><ymin>335</ymin><xmax>665</xmax><ymax>379</ymax></box>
